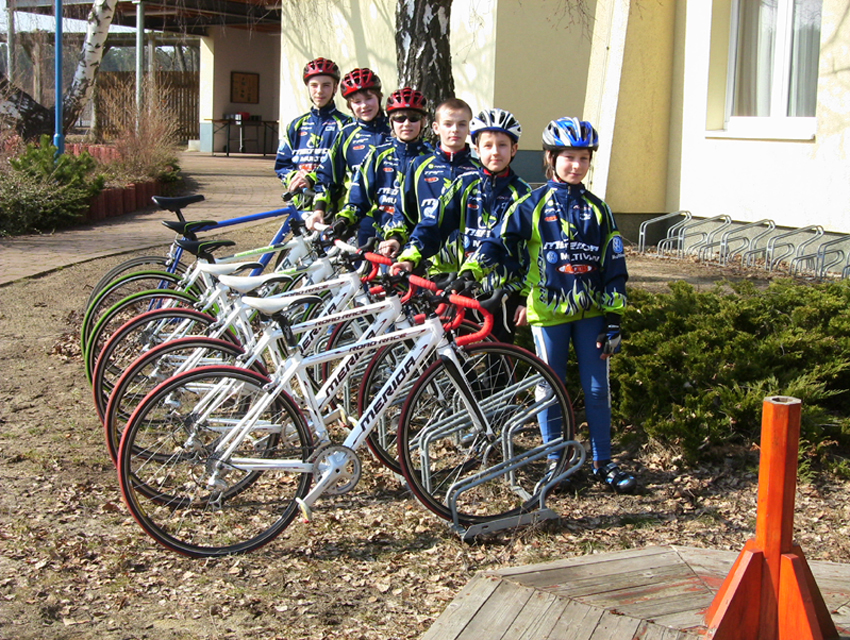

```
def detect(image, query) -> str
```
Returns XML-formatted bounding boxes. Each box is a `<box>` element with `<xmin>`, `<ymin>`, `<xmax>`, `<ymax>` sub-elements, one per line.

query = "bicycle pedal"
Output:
<box><xmin>295</xmin><ymin>497</ymin><xmax>312</xmax><ymax>523</ymax></box>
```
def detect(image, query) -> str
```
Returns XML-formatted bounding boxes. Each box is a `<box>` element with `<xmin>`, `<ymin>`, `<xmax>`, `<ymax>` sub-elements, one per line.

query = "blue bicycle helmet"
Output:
<box><xmin>542</xmin><ymin>117</ymin><xmax>599</xmax><ymax>151</ymax></box>
<box><xmin>470</xmin><ymin>108</ymin><xmax>522</xmax><ymax>143</ymax></box>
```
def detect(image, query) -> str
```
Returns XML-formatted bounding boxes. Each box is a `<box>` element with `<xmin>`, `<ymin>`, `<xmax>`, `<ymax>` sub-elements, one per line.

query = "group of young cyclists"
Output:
<box><xmin>274</xmin><ymin>57</ymin><xmax>637</xmax><ymax>494</ymax></box>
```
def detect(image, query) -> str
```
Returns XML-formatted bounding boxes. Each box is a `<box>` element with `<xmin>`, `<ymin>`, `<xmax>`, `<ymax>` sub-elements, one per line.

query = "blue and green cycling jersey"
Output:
<box><xmin>385</xmin><ymin>145</ymin><xmax>479</xmax><ymax>242</ymax></box>
<box><xmin>311</xmin><ymin>114</ymin><xmax>390</xmax><ymax>214</ymax></box>
<box><xmin>397</xmin><ymin>166</ymin><xmax>531</xmax><ymax>291</ymax></box>
<box><xmin>338</xmin><ymin>137</ymin><xmax>430</xmax><ymax>239</ymax></box>
<box><xmin>274</xmin><ymin>102</ymin><xmax>351</xmax><ymax>184</ymax></box>
<box><xmin>486</xmin><ymin>180</ymin><xmax>628</xmax><ymax>325</ymax></box>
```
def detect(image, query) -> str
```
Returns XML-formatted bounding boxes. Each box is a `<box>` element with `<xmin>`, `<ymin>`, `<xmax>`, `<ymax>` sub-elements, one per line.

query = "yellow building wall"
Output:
<box><xmin>670</xmin><ymin>0</ymin><xmax>850</xmax><ymax>233</ymax></box>
<box><xmin>493</xmin><ymin>1</ymin><xmax>592</xmax><ymax>155</ymax></box>
<box><xmin>604</xmin><ymin>1</ymin><xmax>676</xmax><ymax>214</ymax></box>
<box><xmin>277</xmin><ymin>0</ymin><xmax>497</xmax><ymax>129</ymax></box>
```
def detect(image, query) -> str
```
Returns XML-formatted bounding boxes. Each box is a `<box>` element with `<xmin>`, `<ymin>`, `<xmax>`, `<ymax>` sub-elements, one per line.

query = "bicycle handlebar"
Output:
<box><xmin>450</xmin><ymin>292</ymin><xmax>495</xmax><ymax>346</ymax></box>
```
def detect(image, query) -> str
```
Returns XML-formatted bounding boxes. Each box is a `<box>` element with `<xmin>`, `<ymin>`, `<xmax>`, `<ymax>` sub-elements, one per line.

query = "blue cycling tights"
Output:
<box><xmin>531</xmin><ymin>315</ymin><xmax>612</xmax><ymax>462</ymax></box>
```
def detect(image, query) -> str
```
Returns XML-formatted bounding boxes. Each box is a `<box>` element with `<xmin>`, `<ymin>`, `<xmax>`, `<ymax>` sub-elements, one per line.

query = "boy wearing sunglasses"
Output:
<box><xmin>379</xmin><ymin>98</ymin><xmax>479</xmax><ymax>257</ymax></box>
<box><xmin>303</xmin><ymin>68</ymin><xmax>391</xmax><ymax>233</ymax></box>
<box><xmin>274</xmin><ymin>57</ymin><xmax>351</xmax><ymax>208</ymax></box>
<box><xmin>328</xmin><ymin>88</ymin><xmax>431</xmax><ymax>245</ymax></box>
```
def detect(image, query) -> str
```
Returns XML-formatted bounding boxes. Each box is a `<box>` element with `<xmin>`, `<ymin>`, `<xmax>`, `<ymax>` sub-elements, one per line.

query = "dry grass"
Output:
<box><xmin>98</xmin><ymin>76</ymin><xmax>182</xmax><ymax>185</ymax></box>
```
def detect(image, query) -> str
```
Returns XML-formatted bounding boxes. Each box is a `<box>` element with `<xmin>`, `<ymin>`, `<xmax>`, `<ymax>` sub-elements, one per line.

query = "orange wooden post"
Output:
<box><xmin>704</xmin><ymin>396</ymin><xmax>838</xmax><ymax>640</ymax></box>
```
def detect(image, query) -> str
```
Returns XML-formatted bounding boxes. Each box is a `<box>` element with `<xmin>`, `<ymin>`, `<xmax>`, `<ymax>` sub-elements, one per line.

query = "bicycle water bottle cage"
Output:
<box><xmin>274</xmin><ymin>314</ymin><xmax>296</xmax><ymax>350</ymax></box>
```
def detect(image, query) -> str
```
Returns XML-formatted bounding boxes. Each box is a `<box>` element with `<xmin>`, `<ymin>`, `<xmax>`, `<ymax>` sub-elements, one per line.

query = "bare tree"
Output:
<box><xmin>0</xmin><ymin>0</ymin><xmax>118</xmax><ymax>139</ymax></box>
<box><xmin>395</xmin><ymin>0</ymin><xmax>595</xmax><ymax>110</ymax></box>
<box><xmin>395</xmin><ymin>0</ymin><xmax>454</xmax><ymax>108</ymax></box>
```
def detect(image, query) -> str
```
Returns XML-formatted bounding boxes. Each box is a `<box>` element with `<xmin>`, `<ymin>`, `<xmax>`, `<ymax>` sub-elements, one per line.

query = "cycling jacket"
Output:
<box><xmin>338</xmin><ymin>137</ymin><xmax>431</xmax><ymax>239</ymax></box>
<box><xmin>490</xmin><ymin>180</ymin><xmax>628</xmax><ymax>325</ymax></box>
<box><xmin>311</xmin><ymin>114</ymin><xmax>391</xmax><ymax>214</ymax></box>
<box><xmin>397</xmin><ymin>166</ymin><xmax>531</xmax><ymax>291</ymax></box>
<box><xmin>274</xmin><ymin>102</ymin><xmax>351</xmax><ymax>183</ymax></box>
<box><xmin>385</xmin><ymin>145</ymin><xmax>479</xmax><ymax>242</ymax></box>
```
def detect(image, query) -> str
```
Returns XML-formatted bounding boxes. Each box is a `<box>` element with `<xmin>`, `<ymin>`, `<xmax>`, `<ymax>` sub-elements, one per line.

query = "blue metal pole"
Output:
<box><xmin>53</xmin><ymin>0</ymin><xmax>64</xmax><ymax>156</ymax></box>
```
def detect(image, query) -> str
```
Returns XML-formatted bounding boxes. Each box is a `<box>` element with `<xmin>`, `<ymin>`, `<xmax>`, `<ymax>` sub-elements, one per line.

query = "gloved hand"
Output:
<box><xmin>596</xmin><ymin>313</ymin><xmax>622</xmax><ymax>356</ymax></box>
<box><xmin>449</xmin><ymin>271</ymin><xmax>477</xmax><ymax>294</ymax></box>
<box><xmin>332</xmin><ymin>217</ymin><xmax>352</xmax><ymax>240</ymax></box>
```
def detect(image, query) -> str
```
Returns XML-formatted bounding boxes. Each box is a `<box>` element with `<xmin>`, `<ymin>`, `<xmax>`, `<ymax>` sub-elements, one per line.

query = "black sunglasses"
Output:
<box><xmin>390</xmin><ymin>113</ymin><xmax>423</xmax><ymax>123</ymax></box>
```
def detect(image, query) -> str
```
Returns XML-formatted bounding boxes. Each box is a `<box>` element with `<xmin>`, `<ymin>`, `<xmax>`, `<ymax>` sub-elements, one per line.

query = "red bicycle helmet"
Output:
<box><xmin>340</xmin><ymin>68</ymin><xmax>382</xmax><ymax>98</ymax></box>
<box><xmin>386</xmin><ymin>87</ymin><xmax>428</xmax><ymax>114</ymax></box>
<box><xmin>303</xmin><ymin>57</ymin><xmax>341</xmax><ymax>84</ymax></box>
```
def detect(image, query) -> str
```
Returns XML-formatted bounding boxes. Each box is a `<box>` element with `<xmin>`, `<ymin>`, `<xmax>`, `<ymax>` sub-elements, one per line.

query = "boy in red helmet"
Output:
<box><xmin>274</xmin><ymin>57</ymin><xmax>352</xmax><ymax>208</ymax></box>
<box><xmin>320</xmin><ymin>87</ymin><xmax>431</xmax><ymax>246</ymax></box>
<box><xmin>303</xmin><ymin>68</ymin><xmax>391</xmax><ymax>233</ymax></box>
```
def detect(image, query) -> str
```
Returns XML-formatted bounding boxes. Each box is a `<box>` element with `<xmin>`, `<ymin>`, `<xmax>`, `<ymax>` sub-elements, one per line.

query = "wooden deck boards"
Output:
<box><xmin>421</xmin><ymin>545</ymin><xmax>850</xmax><ymax>640</ymax></box>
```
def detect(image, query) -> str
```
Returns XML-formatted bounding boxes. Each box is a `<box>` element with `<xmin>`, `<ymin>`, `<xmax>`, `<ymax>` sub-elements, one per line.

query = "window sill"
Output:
<box><xmin>706</xmin><ymin>117</ymin><xmax>816</xmax><ymax>141</ymax></box>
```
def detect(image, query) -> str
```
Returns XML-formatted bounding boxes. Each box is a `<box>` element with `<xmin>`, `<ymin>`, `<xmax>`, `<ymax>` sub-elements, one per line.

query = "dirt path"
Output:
<box><xmin>0</xmin><ymin>233</ymin><xmax>846</xmax><ymax>640</ymax></box>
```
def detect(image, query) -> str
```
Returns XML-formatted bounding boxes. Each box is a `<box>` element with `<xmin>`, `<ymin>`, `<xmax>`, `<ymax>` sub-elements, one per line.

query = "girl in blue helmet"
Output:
<box><xmin>491</xmin><ymin>117</ymin><xmax>636</xmax><ymax>493</ymax></box>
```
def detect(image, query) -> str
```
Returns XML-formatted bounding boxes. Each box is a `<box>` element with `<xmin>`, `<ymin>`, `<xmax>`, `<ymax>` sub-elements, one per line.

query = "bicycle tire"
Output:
<box><xmin>358</xmin><ymin>320</ymin><xmax>493</xmax><ymax>474</ymax></box>
<box><xmin>80</xmin><ymin>270</ymin><xmax>187</xmax><ymax>353</ymax></box>
<box><xmin>397</xmin><ymin>342</ymin><xmax>574</xmax><ymax>526</ymax></box>
<box><xmin>104</xmin><ymin>337</ymin><xmax>267</xmax><ymax>465</ymax></box>
<box><xmin>91</xmin><ymin>307</ymin><xmax>235</xmax><ymax>422</ymax></box>
<box><xmin>84</xmin><ymin>289</ymin><xmax>199</xmax><ymax>384</ymax></box>
<box><xmin>85</xmin><ymin>255</ymin><xmax>189</xmax><ymax>310</ymax></box>
<box><xmin>118</xmin><ymin>365</ymin><xmax>313</xmax><ymax>557</ymax></box>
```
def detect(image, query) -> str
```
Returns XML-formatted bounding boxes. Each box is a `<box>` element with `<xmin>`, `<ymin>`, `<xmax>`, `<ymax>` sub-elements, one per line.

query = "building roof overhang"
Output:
<box><xmin>12</xmin><ymin>0</ymin><xmax>281</xmax><ymax>36</ymax></box>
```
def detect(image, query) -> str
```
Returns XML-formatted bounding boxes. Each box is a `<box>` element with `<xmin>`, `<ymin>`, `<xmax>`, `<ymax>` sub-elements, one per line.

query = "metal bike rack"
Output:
<box><xmin>663</xmin><ymin>214</ymin><xmax>732</xmax><ymax>258</ymax></box>
<box><xmin>409</xmin><ymin>370</ymin><xmax>588</xmax><ymax>540</ymax></box>
<box><xmin>796</xmin><ymin>234</ymin><xmax>850</xmax><ymax>279</ymax></box>
<box><xmin>638</xmin><ymin>210</ymin><xmax>692</xmax><ymax>254</ymax></box>
<box><xmin>688</xmin><ymin>216</ymin><xmax>734</xmax><ymax>261</ymax></box>
<box><xmin>657</xmin><ymin>214</ymin><xmax>731</xmax><ymax>258</ymax></box>
<box><xmin>717</xmin><ymin>219</ymin><xmax>776</xmax><ymax>266</ymax></box>
<box><xmin>765</xmin><ymin>225</ymin><xmax>824</xmax><ymax>272</ymax></box>
<box><xmin>447</xmin><ymin>437</ymin><xmax>587</xmax><ymax>541</ymax></box>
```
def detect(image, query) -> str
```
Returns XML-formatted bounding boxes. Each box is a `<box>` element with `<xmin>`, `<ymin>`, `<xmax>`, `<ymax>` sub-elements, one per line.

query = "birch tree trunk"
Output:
<box><xmin>395</xmin><ymin>0</ymin><xmax>455</xmax><ymax>109</ymax></box>
<box><xmin>0</xmin><ymin>0</ymin><xmax>118</xmax><ymax>139</ymax></box>
<box><xmin>62</xmin><ymin>0</ymin><xmax>119</xmax><ymax>130</ymax></box>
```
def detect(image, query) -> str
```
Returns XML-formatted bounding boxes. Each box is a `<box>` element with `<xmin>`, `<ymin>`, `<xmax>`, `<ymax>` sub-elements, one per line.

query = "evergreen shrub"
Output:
<box><xmin>614</xmin><ymin>279</ymin><xmax>850</xmax><ymax>465</ymax></box>
<box><xmin>0</xmin><ymin>135</ymin><xmax>104</xmax><ymax>236</ymax></box>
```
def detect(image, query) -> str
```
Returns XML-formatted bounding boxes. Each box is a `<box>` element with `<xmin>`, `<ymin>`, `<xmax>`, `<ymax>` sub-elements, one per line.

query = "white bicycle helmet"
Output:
<box><xmin>470</xmin><ymin>108</ymin><xmax>522</xmax><ymax>143</ymax></box>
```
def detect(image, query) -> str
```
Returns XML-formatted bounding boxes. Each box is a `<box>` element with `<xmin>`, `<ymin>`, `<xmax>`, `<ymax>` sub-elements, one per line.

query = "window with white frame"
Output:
<box><xmin>725</xmin><ymin>0</ymin><xmax>821</xmax><ymax>138</ymax></box>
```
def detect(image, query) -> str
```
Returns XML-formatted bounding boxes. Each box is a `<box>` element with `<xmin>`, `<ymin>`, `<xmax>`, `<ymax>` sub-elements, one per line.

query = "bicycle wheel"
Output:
<box><xmin>91</xmin><ymin>308</ymin><xmax>231</xmax><ymax>422</ymax></box>
<box><xmin>84</xmin><ymin>289</ymin><xmax>199</xmax><ymax>384</ymax></box>
<box><xmin>358</xmin><ymin>320</ymin><xmax>492</xmax><ymax>474</ymax></box>
<box><xmin>118</xmin><ymin>366</ymin><xmax>313</xmax><ymax>557</ymax></box>
<box><xmin>104</xmin><ymin>337</ymin><xmax>267</xmax><ymax>465</ymax></box>
<box><xmin>397</xmin><ymin>343</ymin><xmax>574</xmax><ymax>526</ymax></box>
<box><xmin>81</xmin><ymin>270</ymin><xmax>187</xmax><ymax>353</ymax></box>
<box><xmin>85</xmin><ymin>255</ymin><xmax>189</xmax><ymax>310</ymax></box>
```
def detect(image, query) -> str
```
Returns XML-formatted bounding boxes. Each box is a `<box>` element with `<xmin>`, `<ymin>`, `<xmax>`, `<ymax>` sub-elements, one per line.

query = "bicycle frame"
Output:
<box><xmin>160</xmin><ymin>205</ymin><xmax>300</xmax><ymax>278</ymax></box>
<box><xmin>171</xmin><ymin>276</ymin><xmax>495</xmax><ymax>519</ymax></box>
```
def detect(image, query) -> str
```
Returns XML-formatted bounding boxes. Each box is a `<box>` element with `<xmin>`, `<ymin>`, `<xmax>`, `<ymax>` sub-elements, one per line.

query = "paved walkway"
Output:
<box><xmin>0</xmin><ymin>152</ymin><xmax>284</xmax><ymax>286</ymax></box>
